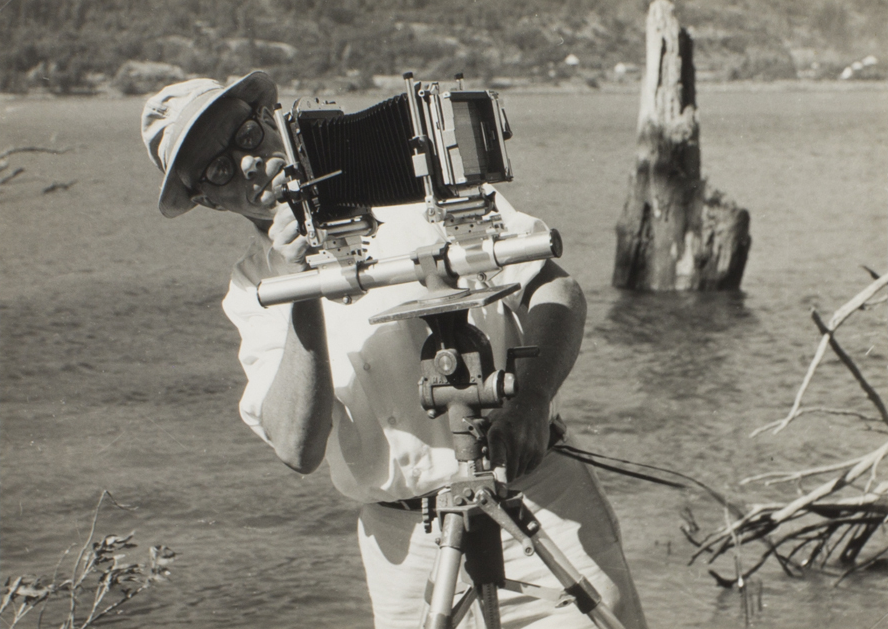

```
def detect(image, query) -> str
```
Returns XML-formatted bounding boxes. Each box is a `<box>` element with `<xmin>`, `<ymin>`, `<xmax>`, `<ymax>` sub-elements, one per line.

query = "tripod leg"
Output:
<box><xmin>526</xmin><ymin>521</ymin><xmax>627</xmax><ymax>629</ymax></box>
<box><xmin>476</xmin><ymin>583</ymin><xmax>501</xmax><ymax>628</ymax></box>
<box><xmin>425</xmin><ymin>512</ymin><xmax>466</xmax><ymax>629</ymax></box>
<box><xmin>419</xmin><ymin>542</ymin><xmax>444</xmax><ymax>628</ymax></box>
<box><xmin>463</xmin><ymin>513</ymin><xmax>505</xmax><ymax>629</ymax></box>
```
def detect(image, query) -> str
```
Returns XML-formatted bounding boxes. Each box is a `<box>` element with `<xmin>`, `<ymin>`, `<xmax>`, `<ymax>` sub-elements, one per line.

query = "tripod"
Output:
<box><xmin>369</xmin><ymin>285</ymin><xmax>627</xmax><ymax>629</ymax></box>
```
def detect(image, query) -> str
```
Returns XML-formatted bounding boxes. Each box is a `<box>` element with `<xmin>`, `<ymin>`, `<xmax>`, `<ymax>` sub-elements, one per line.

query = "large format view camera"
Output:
<box><xmin>257</xmin><ymin>73</ymin><xmax>561</xmax><ymax>307</ymax></box>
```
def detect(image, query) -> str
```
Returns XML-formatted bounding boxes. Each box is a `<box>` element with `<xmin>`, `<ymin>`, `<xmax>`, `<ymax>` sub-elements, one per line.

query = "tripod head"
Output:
<box><xmin>370</xmin><ymin>284</ymin><xmax>538</xmax><ymax>467</ymax></box>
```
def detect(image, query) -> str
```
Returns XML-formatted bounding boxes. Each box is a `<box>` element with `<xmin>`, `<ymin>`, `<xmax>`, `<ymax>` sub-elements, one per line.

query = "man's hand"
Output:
<box><xmin>486</xmin><ymin>391</ymin><xmax>551</xmax><ymax>482</ymax></box>
<box><xmin>267</xmin><ymin>204</ymin><xmax>310</xmax><ymax>275</ymax></box>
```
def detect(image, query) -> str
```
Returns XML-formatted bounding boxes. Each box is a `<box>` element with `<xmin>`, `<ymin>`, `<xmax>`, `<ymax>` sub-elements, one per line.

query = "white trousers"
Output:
<box><xmin>357</xmin><ymin>452</ymin><xmax>648</xmax><ymax>629</ymax></box>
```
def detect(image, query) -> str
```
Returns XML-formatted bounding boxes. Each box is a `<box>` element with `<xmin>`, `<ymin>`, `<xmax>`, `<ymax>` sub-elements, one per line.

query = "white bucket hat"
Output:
<box><xmin>141</xmin><ymin>71</ymin><xmax>277</xmax><ymax>217</ymax></box>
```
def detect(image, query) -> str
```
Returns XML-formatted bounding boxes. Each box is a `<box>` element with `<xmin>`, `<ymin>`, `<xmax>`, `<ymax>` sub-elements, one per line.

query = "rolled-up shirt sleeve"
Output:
<box><xmin>221</xmin><ymin>244</ymin><xmax>291</xmax><ymax>445</ymax></box>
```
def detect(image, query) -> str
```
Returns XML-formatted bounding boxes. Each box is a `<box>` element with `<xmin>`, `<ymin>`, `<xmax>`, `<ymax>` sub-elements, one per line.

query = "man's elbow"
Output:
<box><xmin>279</xmin><ymin>451</ymin><xmax>324</xmax><ymax>475</ymax></box>
<box><xmin>264</xmin><ymin>413</ymin><xmax>332</xmax><ymax>474</ymax></box>
<box><xmin>260</xmin><ymin>386</ymin><xmax>334</xmax><ymax>474</ymax></box>
<box><xmin>273</xmin><ymin>436</ymin><xmax>328</xmax><ymax>474</ymax></box>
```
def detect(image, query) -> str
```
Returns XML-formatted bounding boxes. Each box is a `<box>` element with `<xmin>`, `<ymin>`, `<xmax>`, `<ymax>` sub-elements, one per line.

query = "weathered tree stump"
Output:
<box><xmin>613</xmin><ymin>0</ymin><xmax>750</xmax><ymax>291</ymax></box>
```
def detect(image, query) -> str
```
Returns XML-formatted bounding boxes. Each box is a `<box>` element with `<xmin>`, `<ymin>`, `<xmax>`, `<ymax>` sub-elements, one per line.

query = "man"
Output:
<box><xmin>141</xmin><ymin>71</ymin><xmax>647</xmax><ymax>628</ymax></box>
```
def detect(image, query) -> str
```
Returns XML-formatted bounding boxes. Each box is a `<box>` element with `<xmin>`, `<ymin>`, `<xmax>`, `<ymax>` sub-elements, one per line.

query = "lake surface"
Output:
<box><xmin>1</xmin><ymin>84</ymin><xmax>886</xmax><ymax>628</ymax></box>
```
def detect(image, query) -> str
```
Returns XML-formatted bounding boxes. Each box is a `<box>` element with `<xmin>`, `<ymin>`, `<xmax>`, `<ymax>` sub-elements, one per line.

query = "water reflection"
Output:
<box><xmin>585</xmin><ymin>290</ymin><xmax>758</xmax><ymax>417</ymax></box>
<box><xmin>602</xmin><ymin>290</ymin><xmax>754</xmax><ymax>346</ymax></box>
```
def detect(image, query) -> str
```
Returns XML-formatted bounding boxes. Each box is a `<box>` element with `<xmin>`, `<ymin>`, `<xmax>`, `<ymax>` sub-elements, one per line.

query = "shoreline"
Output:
<box><xmin>2</xmin><ymin>78</ymin><xmax>886</xmax><ymax>102</ymax></box>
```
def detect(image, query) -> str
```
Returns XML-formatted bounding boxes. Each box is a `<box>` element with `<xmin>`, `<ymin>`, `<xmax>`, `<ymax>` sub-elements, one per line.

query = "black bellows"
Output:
<box><xmin>297</xmin><ymin>94</ymin><xmax>426</xmax><ymax>213</ymax></box>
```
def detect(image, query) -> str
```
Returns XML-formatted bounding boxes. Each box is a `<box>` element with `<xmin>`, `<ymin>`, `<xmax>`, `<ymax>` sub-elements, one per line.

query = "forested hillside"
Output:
<box><xmin>1</xmin><ymin>0</ymin><xmax>885</xmax><ymax>94</ymax></box>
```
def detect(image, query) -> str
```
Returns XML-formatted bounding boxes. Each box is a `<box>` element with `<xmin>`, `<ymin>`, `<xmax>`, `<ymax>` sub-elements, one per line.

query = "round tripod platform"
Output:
<box><xmin>369</xmin><ymin>284</ymin><xmax>520</xmax><ymax>324</ymax></box>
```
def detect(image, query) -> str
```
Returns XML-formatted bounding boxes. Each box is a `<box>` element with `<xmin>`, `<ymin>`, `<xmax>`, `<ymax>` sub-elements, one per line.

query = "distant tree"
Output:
<box><xmin>814</xmin><ymin>1</ymin><xmax>850</xmax><ymax>44</ymax></box>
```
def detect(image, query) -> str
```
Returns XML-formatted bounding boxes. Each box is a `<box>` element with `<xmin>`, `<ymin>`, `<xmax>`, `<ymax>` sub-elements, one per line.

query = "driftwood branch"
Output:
<box><xmin>751</xmin><ymin>272</ymin><xmax>888</xmax><ymax>437</ymax></box>
<box><xmin>741</xmin><ymin>455</ymin><xmax>868</xmax><ymax>486</ymax></box>
<box><xmin>0</xmin><ymin>146</ymin><xmax>70</xmax><ymax>160</ymax></box>
<box><xmin>690</xmin><ymin>269</ymin><xmax>888</xmax><ymax>586</ymax></box>
<box><xmin>810</xmin><ymin>310</ymin><xmax>888</xmax><ymax>425</ymax></box>
<box><xmin>0</xmin><ymin>167</ymin><xmax>24</xmax><ymax>185</ymax></box>
<box><xmin>43</xmin><ymin>180</ymin><xmax>78</xmax><ymax>194</ymax></box>
<box><xmin>0</xmin><ymin>146</ymin><xmax>73</xmax><ymax>192</ymax></box>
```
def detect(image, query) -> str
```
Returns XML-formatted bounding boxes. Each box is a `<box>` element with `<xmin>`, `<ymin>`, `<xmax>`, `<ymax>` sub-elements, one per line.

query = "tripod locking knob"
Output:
<box><xmin>503</xmin><ymin>372</ymin><xmax>517</xmax><ymax>398</ymax></box>
<box><xmin>433</xmin><ymin>349</ymin><xmax>460</xmax><ymax>376</ymax></box>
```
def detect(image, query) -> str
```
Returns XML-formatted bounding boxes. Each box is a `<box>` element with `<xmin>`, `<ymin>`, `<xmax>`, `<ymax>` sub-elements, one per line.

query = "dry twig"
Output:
<box><xmin>1</xmin><ymin>491</ymin><xmax>175</xmax><ymax>629</ymax></box>
<box><xmin>0</xmin><ymin>146</ymin><xmax>72</xmax><ymax>192</ymax></box>
<box><xmin>690</xmin><ymin>270</ymin><xmax>888</xmax><ymax>585</ymax></box>
<box><xmin>0</xmin><ymin>147</ymin><xmax>71</xmax><ymax>160</ymax></box>
<box><xmin>42</xmin><ymin>180</ymin><xmax>77</xmax><ymax>194</ymax></box>
<box><xmin>750</xmin><ymin>273</ymin><xmax>888</xmax><ymax>437</ymax></box>
<box><xmin>0</xmin><ymin>167</ymin><xmax>25</xmax><ymax>185</ymax></box>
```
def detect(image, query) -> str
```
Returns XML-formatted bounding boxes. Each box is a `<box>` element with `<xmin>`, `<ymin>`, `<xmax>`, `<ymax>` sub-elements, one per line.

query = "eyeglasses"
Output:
<box><xmin>199</xmin><ymin>115</ymin><xmax>265</xmax><ymax>187</ymax></box>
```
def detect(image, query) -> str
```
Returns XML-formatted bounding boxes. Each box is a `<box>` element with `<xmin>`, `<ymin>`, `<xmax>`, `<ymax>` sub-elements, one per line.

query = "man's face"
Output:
<box><xmin>176</xmin><ymin>98</ymin><xmax>288</xmax><ymax>221</ymax></box>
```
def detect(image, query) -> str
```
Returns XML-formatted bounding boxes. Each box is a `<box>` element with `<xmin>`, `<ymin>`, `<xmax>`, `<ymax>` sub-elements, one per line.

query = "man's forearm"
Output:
<box><xmin>487</xmin><ymin>261</ymin><xmax>587</xmax><ymax>479</ymax></box>
<box><xmin>261</xmin><ymin>299</ymin><xmax>334</xmax><ymax>473</ymax></box>
<box><xmin>514</xmin><ymin>266</ymin><xmax>587</xmax><ymax>404</ymax></box>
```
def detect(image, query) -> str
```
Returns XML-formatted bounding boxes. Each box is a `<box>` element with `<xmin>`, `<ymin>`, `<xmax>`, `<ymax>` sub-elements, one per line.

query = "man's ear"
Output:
<box><xmin>259</xmin><ymin>106</ymin><xmax>278</xmax><ymax>130</ymax></box>
<box><xmin>190</xmin><ymin>193</ymin><xmax>224</xmax><ymax>211</ymax></box>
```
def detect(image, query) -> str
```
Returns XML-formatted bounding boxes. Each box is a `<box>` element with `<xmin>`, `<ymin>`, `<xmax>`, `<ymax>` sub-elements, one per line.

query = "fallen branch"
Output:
<box><xmin>0</xmin><ymin>147</ymin><xmax>71</xmax><ymax>160</ymax></box>
<box><xmin>751</xmin><ymin>272</ymin><xmax>888</xmax><ymax>437</ymax></box>
<box><xmin>0</xmin><ymin>146</ymin><xmax>73</xmax><ymax>193</ymax></box>
<box><xmin>811</xmin><ymin>310</ymin><xmax>888</xmax><ymax>425</ymax></box>
<box><xmin>834</xmin><ymin>544</ymin><xmax>888</xmax><ymax>586</ymax></box>
<box><xmin>692</xmin><ymin>269</ymin><xmax>888</xmax><ymax>586</ymax></box>
<box><xmin>768</xmin><ymin>440</ymin><xmax>888</xmax><ymax>524</ymax></box>
<box><xmin>42</xmin><ymin>180</ymin><xmax>77</xmax><ymax>194</ymax></box>
<box><xmin>741</xmin><ymin>455</ymin><xmax>868</xmax><ymax>486</ymax></box>
<box><xmin>0</xmin><ymin>167</ymin><xmax>24</xmax><ymax>185</ymax></box>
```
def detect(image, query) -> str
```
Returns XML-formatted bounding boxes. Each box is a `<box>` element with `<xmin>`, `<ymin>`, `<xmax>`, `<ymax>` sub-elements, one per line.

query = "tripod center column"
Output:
<box><xmin>447</xmin><ymin>401</ymin><xmax>487</xmax><ymax>467</ymax></box>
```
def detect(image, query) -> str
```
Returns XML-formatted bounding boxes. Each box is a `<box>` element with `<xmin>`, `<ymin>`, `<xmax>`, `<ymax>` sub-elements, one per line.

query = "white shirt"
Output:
<box><xmin>222</xmin><ymin>192</ymin><xmax>555</xmax><ymax>502</ymax></box>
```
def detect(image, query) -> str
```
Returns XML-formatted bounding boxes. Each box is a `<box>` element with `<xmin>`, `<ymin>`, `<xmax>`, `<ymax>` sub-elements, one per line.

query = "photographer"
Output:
<box><xmin>141</xmin><ymin>71</ymin><xmax>647</xmax><ymax>629</ymax></box>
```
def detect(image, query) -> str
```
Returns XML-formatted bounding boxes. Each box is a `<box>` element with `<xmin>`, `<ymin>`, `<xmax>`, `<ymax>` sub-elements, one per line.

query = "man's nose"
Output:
<box><xmin>240</xmin><ymin>154</ymin><xmax>264</xmax><ymax>179</ymax></box>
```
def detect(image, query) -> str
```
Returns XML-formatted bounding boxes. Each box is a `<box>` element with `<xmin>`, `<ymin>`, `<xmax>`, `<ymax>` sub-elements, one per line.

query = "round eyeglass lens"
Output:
<box><xmin>204</xmin><ymin>154</ymin><xmax>235</xmax><ymax>186</ymax></box>
<box><xmin>235</xmin><ymin>119</ymin><xmax>264</xmax><ymax>150</ymax></box>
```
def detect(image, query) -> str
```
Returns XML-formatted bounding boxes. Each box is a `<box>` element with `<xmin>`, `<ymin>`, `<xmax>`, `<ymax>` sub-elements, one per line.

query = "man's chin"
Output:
<box><xmin>232</xmin><ymin>197</ymin><xmax>275</xmax><ymax>221</ymax></box>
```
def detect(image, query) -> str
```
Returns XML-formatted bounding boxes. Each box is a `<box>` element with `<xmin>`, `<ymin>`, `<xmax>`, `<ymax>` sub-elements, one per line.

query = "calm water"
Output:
<box><xmin>1</xmin><ymin>84</ymin><xmax>886</xmax><ymax>628</ymax></box>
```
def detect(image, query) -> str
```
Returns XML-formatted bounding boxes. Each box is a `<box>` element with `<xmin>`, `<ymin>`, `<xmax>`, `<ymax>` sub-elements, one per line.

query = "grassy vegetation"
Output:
<box><xmin>0</xmin><ymin>492</ymin><xmax>174</xmax><ymax>629</ymax></box>
<box><xmin>1</xmin><ymin>0</ymin><xmax>886</xmax><ymax>93</ymax></box>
